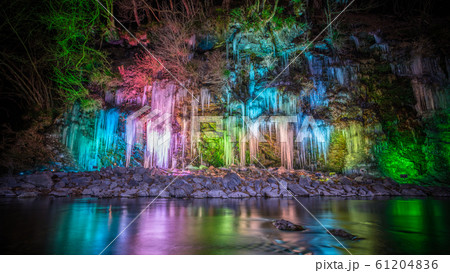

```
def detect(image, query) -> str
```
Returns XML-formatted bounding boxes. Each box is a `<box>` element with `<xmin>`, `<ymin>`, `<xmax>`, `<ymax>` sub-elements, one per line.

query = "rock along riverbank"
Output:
<box><xmin>1</xmin><ymin>166</ymin><xmax>449</xmax><ymax>199</ymax></box>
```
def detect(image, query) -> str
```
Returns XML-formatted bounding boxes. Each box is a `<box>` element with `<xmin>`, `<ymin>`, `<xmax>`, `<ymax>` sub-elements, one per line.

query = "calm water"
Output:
<box><xmin>0</xmin><ymin>197</ymin><xmax>449</xmax><ymax>255</ymax></box>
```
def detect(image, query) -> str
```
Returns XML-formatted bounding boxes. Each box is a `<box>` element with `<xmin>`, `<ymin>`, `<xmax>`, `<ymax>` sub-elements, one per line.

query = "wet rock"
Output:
<box><xmin>327</xmin><ymin>229</ymin><xmax>362</xmax><ymax>240</ymax></box>
<box><xmin>222</xmin><ymin>173</ymin><xmax>241</xmax><ymax>190</ymax></box>
<box><xmin>121</xmin><ymin>188</ymin><xmax>139</xmax><ymax>197</ymax></box>
<box><xmin>137</xmin><ymin>190</ymin><xmax>149</xmax><ymax>197</ymax></box>
<box><xmin>192</xmin><ymin>190</ymin><xmax>207</xmax><ymax>198</ymax></box>
<box><xmin>18</xmin><ymin>192</ymin><xmax>38</xmax><ymax>198</ymax></box>
<box><xmin>272</xmin><ymin>219</ymin><xmax>305</xmax><ymax>231</ymax></box>
<box><xmin>25</xmin><ymin>174</ymin><xmax>53</xmax><ymax>188</ymax></box>
<box><xmin>228</xmin><ymin>192</ymin><xmax>249</xmax><ymax>198</ymax></box>
<box><xmin>263</xmin><ymin>187</ymin><xmax>279</xmax><ymax>197</ymax></box>
<box><xmin>207</xmin><ymin>190</ymin><xmax>228</xmax><ymax>198</ymax></box>
<box><xmin>287</xmin><ymin>184</ymin><xmax>309</xmax><ymax>196</ymax></box>
<box><xmin>149</xmin><ymin>185</ymin><xmax>161</xmax><ymax>196</ymax></box>
<box><xmin>50</xmin><ymin>189</ymin><xmax>69</xmax><ymax>197</ymax></box>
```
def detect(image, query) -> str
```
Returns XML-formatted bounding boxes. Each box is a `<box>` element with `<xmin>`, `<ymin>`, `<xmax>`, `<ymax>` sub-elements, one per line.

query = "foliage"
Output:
<box><xmin>43</xmin><ymin>0</ymin><xmax>113</xmax><ymax>108</ymax></box>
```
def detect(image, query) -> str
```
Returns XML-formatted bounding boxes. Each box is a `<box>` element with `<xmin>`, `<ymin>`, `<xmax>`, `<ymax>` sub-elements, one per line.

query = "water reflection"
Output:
<box><xmin>0</xmin><ymin>197</ymin><xmax>449</xmax><ymax>254</ymax></box>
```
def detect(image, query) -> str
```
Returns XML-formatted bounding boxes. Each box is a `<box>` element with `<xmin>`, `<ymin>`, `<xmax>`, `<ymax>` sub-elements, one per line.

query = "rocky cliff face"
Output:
<box><xmin>45</xmin><ymin>7</ymin><xmax>450</xmax><ymax>184</ymax></box>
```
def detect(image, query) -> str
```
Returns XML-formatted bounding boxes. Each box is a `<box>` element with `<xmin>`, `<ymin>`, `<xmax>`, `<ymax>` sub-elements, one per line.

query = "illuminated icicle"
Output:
<box><xmin>126</xmin><ymin>106</ymin><xmax>151</xmax><ymax>167</ymax></box>
<box><xmin>295</xmin><ymin>115</ymin><xmax>333</xmax><ymax>169</ymax></box>
<box><xmin>200</xmin><ymin>88</ymin><xmax>211</xmax><ymax>112</ymax></box>
<box><xmin>144</xmin><ymin>81</ymin><xmax>176</xmax><ymax>169</ymax></box>
<box><xmin>63</xmin><ymin>106</ymin><xmax>120</xmax><ymax>171</ymax></box>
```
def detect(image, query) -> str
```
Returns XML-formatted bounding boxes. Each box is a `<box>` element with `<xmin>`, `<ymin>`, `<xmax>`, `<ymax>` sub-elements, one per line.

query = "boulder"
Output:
<box><xmin>272</xmin><ymin>219</ymin><xmax>305</xmax><ymax>231</ymax></box>
<box><xmin>71</xmin><ymin>176</ymin><xmax>92</xmax><ymax>186</ymax></box>
<box><xmin>207</xmin><ymin>190</ymin><xmax>228</xmax><ymax>198</ymax></box>
<box><xmin>298</xmin><ymin>176</ymin><xmax>311</xmax><ymax>187</ymax></box>
<box><xmin>246</xmin><ymin>186</ymin><xmax>257</xmax><ymax>197</ymax></box>
<box><xmin>121</xmin><ymin>188</ymin><xmax>139</xmax><ymax>197</ymax></box>
<box><xmin>287</xmin><ymin>184</ymin><xmax>309</xmax><ymax>196</ymax></box>
<box><xmin>132</xmin><ymin>174</ymin><xmax>143</xmax><ymax>182</ymax></box>
<box><xmin>222</xmin><ymin>173</ymin><xmax>241</xmax><ymax>190</ymax></box>
<box><xmin>192</xmin><ymin>191</ymin><xmax>207</xmax><ymax>198</ymax></box>
<box><xmin>263</xmin><ymin>187</ymin><xmax>279</xmax><ymax>197</ymax></box>
<box><xmin>25</xmin><ymin>174</ymin><xmax>53</xmax><ymax>188</ymax></box>
<box><xmin>327</xmin><ymin>229</ymin><xmax>362</xmax><ymax>240</ymax></box>
<box><xmin>18</xmin><ymin>192</ymin><xmax>38</xmax><ymax>198</ymax></box>
<box><xmin>228</xmin><ymin>192</ymin><xmax>250</xmax><ymax>198</ymax></box>
<box><xmin>82</xmin><ymin>188</ymin><xmax>93</xmax><ymax>195</ymax></box>
<box><xmin>50</xmin><ymin>190</ymin><xmax>69</xmax><ymax>197</ymax></box>
<box><xmin>205</xmin><ymin>181</ymin><xmax>220</xmax><ymax>190</ymax></box>
<box><xmin>371</xmin><ymin>184</ymin><xmax>390</xmax><ymax>195</ymax></box>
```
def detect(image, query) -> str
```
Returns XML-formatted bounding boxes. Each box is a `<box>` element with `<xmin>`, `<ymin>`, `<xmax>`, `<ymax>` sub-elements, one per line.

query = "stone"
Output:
<box><xmin>18</xmin><ymin>192</ymin><xmax>38</xmax><ymax>198</ymax></box>
<box><xmin>135</xmin><ymin>167</ymin><xmax>147</xmax><ymax>175</ymax></box>
<box><xmin>132</xmin><ymin>174</ymin><xmax>143</xmax><ymax>182</ymax></box>
<box><xmin>327</xmin><ymin>229</ymin><xmax>362</xmax><ymax>240</ymax></box>
<box><xmin>339</xmin><ymin>177</ymin><xmax>353</xmax><ymax>185</ymax></box>
<box><xmin>109</xmin><ymin>182</ymin><xmax>118</xmax><ymax>189</ymax></box>
<box><xmin>228</xmin><ymin>192</ymin><xmax>249</xmax><ymax>198</ymax></box>
<box><xmin>25</xmin><ymin>174</ymin><xmax>53</xmax><ymax>188</ymax></box>
<box><xmin>246</xmin><ymin>186</ymin><xmax>257</xmax><ymax>197</ymax></box>
<box><xmin>222</xmin><ymin>173</ymin><xmax>241</xmax><ymax>190</ymax></box>
<box><xmin>121</xmin><ymin>188</ymin><xmax>139</xmax><ymax>197</ymax></box>
<box><xmin>113</xmin><ymin>167</ymin><xmax>127</xmax><ymax>174</ymax></box>
<box><xmin>287</xmin><ymin>184</ymin><xmax>309</xmax><ymax>196</ymax></box>
<box><xmin>82</xmin><ymin>188</ymin><xmax>93</xmax><ymax>195</ymax></box>
<box><xmin>149</xmin><ymin>185</ymin><xmax>161</xmax><ymax>196</ymax></box>
<box><xmin>170</xmin><ymin>188</ymin><xmax>188</xmax><ymax>198</ymax></box>
<box><xmin>207</xmin><ymin>190</ymin><xmax>228</xmax><ymax>198</ymax></box>
<box><xmin>71</xmin><ymin>176</ymin><xmax>92</xmax><ymax>186</ymax></box>
<box><xmin>354</xmin><ymin>176</ymin><xmax>364</xmax><ymax>183</ymax></box>
<box><xmin>343</xmin><ymin>185</ymin><xmax>353</xmax><ymax>193</ymax></box>
<box><xmin>401</xmin><ymin>188</ymin><xmax>426</xmax><ymax>196</ymax></box>
<box><xmin>298</xmin><ymin>176</ymin><xmax>311</xmax><ymax>187</ymax></box>
<box><xmin>272</xmin><ymin>219</ymin><xmax>305</xmax><ymax>231</ymax></box>
<box><xmin>54</xmin><ymin>181</ymin><xmax>66</xmax><ymax>188</ymax></box>
<box><xmin>263</xmin><ymin>187</ymin><xmax>279</xmax><ymax>197</ymax></box>
<box><xmin>50</xmin><ymin>190</ymin><xmax>69</xmax><ymax>197</ymax></box>
<box><xmin>205</xmin><ymin>181</ymin><xmax>220</xmax><ymax>190</ymax></box>
<box><xmin>137</xmin><ymin>190</ymin><xmax>149</xmax><ymax>197</ymax></box>
<box><xmin>21</xmin><ymin>183</ymin><xmax>36</xmax><ymax>189</ymax></box>
<box><xmin>371</xmin><ymin>184</ymin><xmax>389</xmax><ymax>195</ymax></box>
<box><xmin>192</xmin><ymin>190</ymin><xmax>207</xmax><ymax>198</ymax></box>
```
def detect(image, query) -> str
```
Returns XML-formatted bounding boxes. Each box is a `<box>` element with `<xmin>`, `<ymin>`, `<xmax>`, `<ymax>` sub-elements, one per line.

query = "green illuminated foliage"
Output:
<box><xmin>43</xmin><ymin>0</ymin><xmax>113</xmax><ymax>108</ymax></box>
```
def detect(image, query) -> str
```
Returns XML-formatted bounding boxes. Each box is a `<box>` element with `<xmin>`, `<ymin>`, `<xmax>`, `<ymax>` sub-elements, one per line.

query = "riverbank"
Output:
<box><xmin>1</xmin><ymin>166</ymin><xmax>449</xmax><ymax>198</ymax></box>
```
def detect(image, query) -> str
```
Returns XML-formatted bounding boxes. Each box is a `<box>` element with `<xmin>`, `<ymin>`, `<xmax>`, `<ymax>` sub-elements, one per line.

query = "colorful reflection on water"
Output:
<box><xmin>0</xmin><ymin>197</ymin><xmax>449</xmax><ymax>254</ymax></box>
